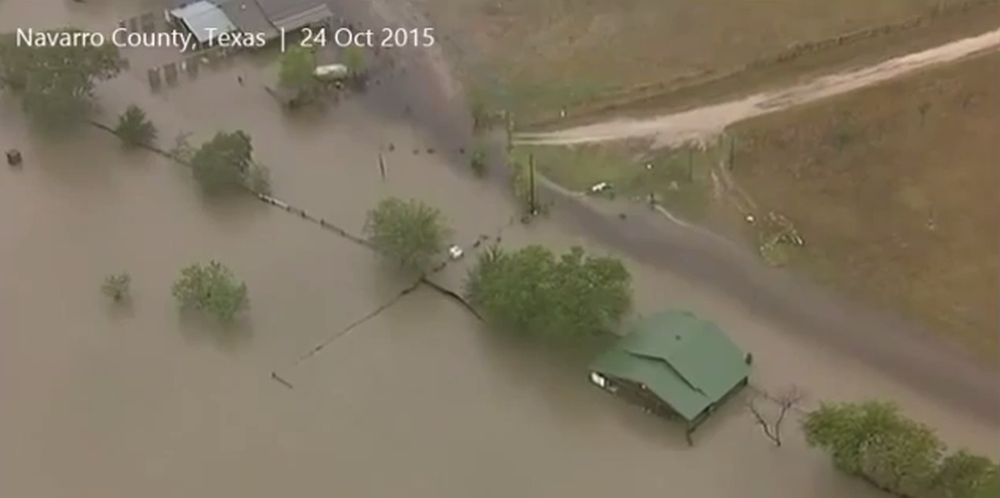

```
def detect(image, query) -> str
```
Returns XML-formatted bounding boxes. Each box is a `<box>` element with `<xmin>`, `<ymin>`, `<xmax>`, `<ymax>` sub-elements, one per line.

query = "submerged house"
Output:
<box><xmin>169</xmin><ymin>1</ymin><xmax>238</xmax><ymax>45</ymax></box>
<box><xmin>589</xmin><ymin>310</ymin><xmax>751</xmax><ymax>444</ymax></box>
<box><xmin>169</xmin><ymin>0</ymin><xmax>333</xmax><ymax>47</ymax></box>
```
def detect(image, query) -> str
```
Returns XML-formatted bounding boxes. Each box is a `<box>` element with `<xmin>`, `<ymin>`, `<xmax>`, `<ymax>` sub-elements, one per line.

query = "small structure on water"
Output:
<box><xmin>589</xmin><ymin>310</ymin><xmax>751</xmax><ymax>445</ymax></box>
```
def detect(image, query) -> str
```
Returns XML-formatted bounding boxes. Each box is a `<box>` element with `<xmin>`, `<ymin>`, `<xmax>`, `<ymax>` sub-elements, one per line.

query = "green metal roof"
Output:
<box><xmin>589</xmin><ymin>310</ymin><xmax>749</xmax><ymax>422</ymax></box>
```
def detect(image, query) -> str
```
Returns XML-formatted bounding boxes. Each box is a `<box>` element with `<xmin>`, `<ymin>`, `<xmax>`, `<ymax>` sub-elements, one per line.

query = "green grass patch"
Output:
<box><xmin>512</xmin><ymin>141</ymin><xmax>725</xmax><ymax>221</ymax></box>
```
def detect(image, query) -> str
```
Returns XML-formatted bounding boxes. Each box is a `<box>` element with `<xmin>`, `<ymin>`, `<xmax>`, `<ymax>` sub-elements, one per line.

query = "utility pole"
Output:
<box><xmin>688</xmin><ymin>148</ymin><xmax>694</xmax><ymax>182</ymax></box>
<box><xmin>528</xmin><ymin>153</ymin><xmax>537</xmax><ymax>215</ymax></box>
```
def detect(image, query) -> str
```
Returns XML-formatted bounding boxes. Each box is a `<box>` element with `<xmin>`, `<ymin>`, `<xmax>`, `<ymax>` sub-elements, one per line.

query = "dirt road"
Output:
<box><xmin>514</xmin><ymin>26</ymin><xmax>1000</xmax><ymax>147</ymax></box>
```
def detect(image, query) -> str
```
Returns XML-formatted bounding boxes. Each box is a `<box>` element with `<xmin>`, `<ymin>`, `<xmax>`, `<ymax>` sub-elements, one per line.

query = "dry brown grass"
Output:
<box><xmin>728</xmin><ymin>52</ymin><xmax>999</xmax><ymax>360</ymax></box>
<box><xmin>417</xmin><ymin>0</ymin><xmax>986</xmax><ymax>121</ymax></box>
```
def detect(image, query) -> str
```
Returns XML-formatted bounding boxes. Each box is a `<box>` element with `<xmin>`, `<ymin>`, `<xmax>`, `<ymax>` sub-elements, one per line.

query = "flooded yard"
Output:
<box><xmin>1</xmin><ymin>1</ymin><xmax>996</xmax><ymax>497</ymax></box>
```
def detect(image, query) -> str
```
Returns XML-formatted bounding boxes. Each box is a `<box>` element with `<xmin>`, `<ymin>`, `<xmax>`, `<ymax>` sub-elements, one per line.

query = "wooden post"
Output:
<box><xmin>688</xmin><ymin>148</ymin><xmax>694</xmax><ymax>182</ymax></box>
<box><xmin>378</xmin><ymin>153</ymin><xmax>386</xmax><ymax>181</ymax></box>
<box><xmin>506</xmin><ymin>112</ymin><xmax>514</xmax><ymax>154</ymax></box>
<box><xmin>728</xmin><ymin>138</ymin><xmax>736</xmax><ymax>171</ymax></box>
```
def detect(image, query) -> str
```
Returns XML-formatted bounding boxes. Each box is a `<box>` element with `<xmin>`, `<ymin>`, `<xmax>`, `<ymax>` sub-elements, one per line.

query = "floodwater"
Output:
<box><xmin>1</xmin><ymin>1</ymin><xmax>997</xmax><ymax>497</ymax></box>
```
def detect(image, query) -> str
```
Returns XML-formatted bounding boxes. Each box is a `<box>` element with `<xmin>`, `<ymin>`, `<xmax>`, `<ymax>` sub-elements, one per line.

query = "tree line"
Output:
<box><xmin>804</xmin><ymin>400</ymin><xmax>998</xmax><ymax>498</ymax></box>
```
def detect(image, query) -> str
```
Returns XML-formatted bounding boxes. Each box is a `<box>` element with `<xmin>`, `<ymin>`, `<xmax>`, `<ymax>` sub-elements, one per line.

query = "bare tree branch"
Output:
<box><xmin>747</xmin><ymin>385</ymin><xmax>805</xmax><ymax>447</ymax></box>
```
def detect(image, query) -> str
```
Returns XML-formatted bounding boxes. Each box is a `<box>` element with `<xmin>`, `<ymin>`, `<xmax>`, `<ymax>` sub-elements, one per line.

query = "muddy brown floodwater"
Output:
<box><xmin>1</xmin><ymin>1</ymin><xmax>997</xmax><ymax>497</ymax></box>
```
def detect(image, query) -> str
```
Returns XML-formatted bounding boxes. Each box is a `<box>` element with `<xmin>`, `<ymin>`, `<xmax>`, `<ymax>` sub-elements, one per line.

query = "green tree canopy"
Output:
<box><xmin>933</xmin><ymin>451</ymin><xmax>1000</xmax><ymax>498</ymax></box>
<box><xmin>190</xmin><ymin>131</ymin><xmax>253</xmax><ymax>193</ymax></box>
<box><xmin>465</xmin><ymin>245</ymin><xmax>632</xmax><ymax>338</ymax></box>
<box><xmin>278</xmin><ymin>45</ymin><xmax>317</xmax><ymax>94</ymax></box>
<box><xmin>115</xmin><ymin>105</ymin><xmax>157</xmax><ymax>147</ymax></box>
<box><xmin>802</xmin><ymin>400</ymin><xmax>1000</xmax><ymax>498</ymax></box>
<box><xmin>342</xmin><ymin>46</ymin><xmax>367</xmax><ymax>77</ymax></box>
<box><xmin>0</xmin><ymin>29</ymin><xmax>124</xmax><ymax>126</ymax></box>
<box><xmin>364</xmin><ymin>197</ymin><xmax>451</xmax><ymax>272</ymax></box>
<box><xmin>171</xmin><ymin>261</ymin><xmax>248</xmax><ymax>322</ymax></box>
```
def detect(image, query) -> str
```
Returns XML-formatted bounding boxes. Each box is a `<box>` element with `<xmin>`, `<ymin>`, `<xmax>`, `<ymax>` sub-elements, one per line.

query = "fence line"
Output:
<box><xmin>89</xmin><ymin>119</ymin><xmax>505</xmax><ymax>387</ymax></box>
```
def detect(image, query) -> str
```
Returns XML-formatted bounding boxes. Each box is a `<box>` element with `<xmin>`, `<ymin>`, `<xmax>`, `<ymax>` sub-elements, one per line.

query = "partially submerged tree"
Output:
<box><xmin>278</xmin><ymin>45</ymin><xmax>318</xmax><ymax>98</ymax></box>
<box><xmin>364</xmin><ymin>197</ymin><xmax>451</xmax><ymax>272</ymax></box>
<box><xmin>932</xmin><ymin>451</ymin><xmax>999</xmax><ymax>498</ymax></box>
<box><xmin>0</xmin><ymin>30</ymin><xmax>124</xmax><ymax>127</ymax></box>
<box><xmin>171</xmin><ymin>261</ymin><xmax>248</xmax><ymax>322</ymax></box>
<box><xmin>747</xmin><ymin>385</ymin><xmax>804</xmax><ymax>447</ymax></box>
<box><xmin>468</xmin><ymin>86</ymin><xmax>493</xmax><ymax>132</ymax></box>
<box><xmin>114</xmin><ymin>105</ymin><xmax>157</xmax><ymax>147</ymax></box>
<box><xmin>465</xmin><ymin>245</ymin><xmax>632</xmax><ymax>338</ymax></box>
<box><xmin>342</xmin><ymin>46</ymin><xmax>367</xmax><ymax>79</ymax></box>
<box><xmin>169</xmin><ymin>131</ymin><xmax>196</xmax><ymax>162</ymax></box>
<box><xmin>190</xmin><ymin>131</ymin><xmax>253</xmax><ymax>193</ymax></box>
<box><xmin>803</xmin><ymin>400</ymin><xmax>946</xmax><ymax>496</ymax></box>
<box><xmin>804</xmin><ymin>399</ymin><xmax>999</xmax><ymax>497</ymax></box>
<box><xmin>101</xmin><ymin>272</ymin><xmax>131</xmax><ymax>302</ymax></box>
<box><xmin>469</xmin><ymin>143</ymin><xmax>487</xmax><ymax>177</ymax></box>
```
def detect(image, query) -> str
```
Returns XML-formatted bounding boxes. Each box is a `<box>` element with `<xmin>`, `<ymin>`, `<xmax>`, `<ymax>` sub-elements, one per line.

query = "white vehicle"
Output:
<box><xmin>589</xmin><ymin>181</ymin><xmax>612</xmax><ymax>194</ymax></box>
<box><xmin>448</xmin><ymin>245</ymin><xmax>464</xmax><ymax>260</ymax></box>
<box><xmin>314</xmin><ymin>64</ymin><xmax>349</xmax><ymax>81</ymax></box>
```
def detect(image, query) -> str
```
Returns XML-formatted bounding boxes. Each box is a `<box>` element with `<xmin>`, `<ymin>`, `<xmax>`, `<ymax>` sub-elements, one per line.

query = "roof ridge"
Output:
<box><xmin>628</xmin><ymin>351</ymin><xmax>709</xmax><ymax>399</ymax></box>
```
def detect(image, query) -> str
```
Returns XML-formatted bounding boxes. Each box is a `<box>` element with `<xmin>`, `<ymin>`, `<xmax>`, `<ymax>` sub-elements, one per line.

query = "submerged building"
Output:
<box><xmin>169</xmin><ymin>0</ymin><xmax>333</xmax><ymax>46</ymax></box>
<box><xmin>589</xmin><ymin>310</ymin><xmax>752</xmax><ymax>444</ymax></box>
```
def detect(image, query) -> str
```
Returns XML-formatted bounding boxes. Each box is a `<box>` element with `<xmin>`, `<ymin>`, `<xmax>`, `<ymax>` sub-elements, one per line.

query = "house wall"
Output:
<box><xmin>599</xmin><ymin>375</ymin><xmax>682</xmax><ymax>421</ymax></box>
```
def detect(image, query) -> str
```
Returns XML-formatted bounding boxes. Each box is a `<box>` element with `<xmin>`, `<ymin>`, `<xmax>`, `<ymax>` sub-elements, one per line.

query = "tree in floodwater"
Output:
<box><xmin>932</xmin><ymin>451</ymin><xmax>1000</xmax><ymax>498</ymax></box>
<box><xmin>101</xmin><ymin>272</ymin><xmax>132</xmax><ymax>302</ymax></box>
<box><xmin>114</xmin><ymin>105</ymin><xmax>157</xmax><ymax>147</ymax></box>
<box><xmin>0</xmin><ymin>29</ymin><xmax>124</xmax><ymax>127</ymax></box>
<box><xmin>342</xmin><ymin>46</ymin><xmax>367</xmax><ymax>78</ymax></box>
<box><xmin>171</xmin><ymin>261</ymin><xmax>248</xmax><ymax>322</ymax></box>
<box><xmin>747</xmin><ymin>385</ymin><xmax>804</xmax><ymax>447</ymax></box>
<box><xmin>190</xmin><ymin>131</ymin><xmax>253</xmax><ymax>193</ymax></box>
<box><xmin>364</xmin><ymin>197</ymin><xmax>451</xmax><ymax>272</ymax></box>
<box><xmin>469</xmin><ymin>143</ymin><xmax>488</xmax><ymax>177</ymax></box>
<box><xmin>803</xmin><ymin>400</ymin><xmax>944</xmax><ymax>496</ymax></box>
<box><xmin>278</xmin><ymin>45</ymin><xmax>318</xmax><ymax>99</ymax></box>
<box><xmin>465</xmin><ymin>245</ymin><xmax>632</xmax><ymax>339</ymax></box>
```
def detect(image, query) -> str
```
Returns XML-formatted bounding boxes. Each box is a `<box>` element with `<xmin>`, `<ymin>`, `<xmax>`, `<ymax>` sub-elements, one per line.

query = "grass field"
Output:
<box><xmin>509</xmin><ymin>52</ymin><xmax>998</xmax><ymax>361</ymax></box>
<box><xmin>512</xmin><ymin>141</ymin><xmax>721</xmax><ymax>221</ymax></box>
<box><xmin>417</xmin><ymin>0</ymin><xmax>995</xmax><ymax>123</ymax></box>
<box><xmin>728</xmin><ymin>52</ymin><xmax>999</xmax><ymax>360</ymax></box>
